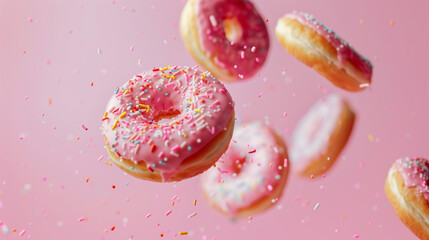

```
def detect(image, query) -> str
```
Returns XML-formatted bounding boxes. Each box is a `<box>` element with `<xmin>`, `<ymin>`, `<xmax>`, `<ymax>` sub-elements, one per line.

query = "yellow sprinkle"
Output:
<box><xmin>171</xmin><ymin>75</ymin><xmax>175</xmax><ymax>80</ymax></box>
<box><xmin>183</xmin><ymin>133</ymin><xmax>187</xmax><ymax>138</ymax></box>
<box><xmin>160</xmin><ymin>67</ymin><xmax>168</xmax><ymax>71</ymax></box>
<box><xmin>123</xmin><ymin>90</ymin><xmax>128</xmax><ymax>95</ymax></box>
<box><xmin>202</xmin><ymin>74</ymin><xmax>206</xmax><ymax>77</ymax></box>
<box><xmin>119</xmin><ymin>112</ymin><xmax>127</xmax><ymax>118</ymax></box>
<box><xmin>193</xmin><ymin>199</ymin><xmax>197</xmax><ymax>206</ymax></box>
<box><xmin>112</xmin><ymin>120</ymin><xmax>118</xmax><ymax>130</ymax></box>
<box><xmin>368</xmin><ymin>134</ymin><xmax>374</xmax><ymax>142</ymax></box>
<box><xmin>103</xmin><ymin>112</ymin><xmax>108</xmax><ymax>118</ymax></box>
<box><xmin>195</xmin><ymin>110</ymin><xmax>200</xmax><ymax>113</ymax></box>
<box><xmin>179</xmin><ymin>232</ymin><xmax>188</xmax><ymax>235</ymax></box>
<box><xmin>105</xmin><ymin>161</ymin><xmax>112</xmax><ymax>166</ymax></box>
<box><xmin>189</xmin><ymin>98</ymin><xmax>192</xmax><ymax>102</ymax></box>
<box><xmin>139</xmin><ymin>104</ymin><xmax>150</xmax><ymax>113</ymax></box>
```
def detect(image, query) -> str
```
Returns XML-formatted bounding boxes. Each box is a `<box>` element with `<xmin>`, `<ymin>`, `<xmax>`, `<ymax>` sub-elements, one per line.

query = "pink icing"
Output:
<box><xmin>395</xmin><ymin>157</ymin><xmax>429</xmax><ymax>201</ymax></box>
<box><xmin>196</xmin><ymin>0</ymin><xmax>269</xmax><ymax>80</ymax></box>
<box><xmin>101</xmin><ymin>66</ymin><xmax>234</xmax><ymax>182</ymax></box>
<box><xmin>202</xmin><ymin>122</ymin><xmax>287</xmax><ymax>215</ymax></box>
<box><xmin>285</xmin><ymin>12</ymin><xmax>373</xmax><ymax>79</ymax></box>
<box><xmin>290</xmin><ymin>95</ymin><xmax>343</xmax><ymax>172</ymax></box>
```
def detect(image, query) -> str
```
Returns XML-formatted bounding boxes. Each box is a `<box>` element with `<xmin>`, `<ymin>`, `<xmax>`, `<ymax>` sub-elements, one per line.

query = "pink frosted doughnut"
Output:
<box><xmin>180</xmin><ymin>0</ymin><xmax>269</xmax><ymax>82</ymax></box>
<box><xmin>290</xmin><ymin>95</ymin><xmax>355</xmax><ymax>177</ymax></box>
<box><xmin>101</xmin><ymin>66</ymin><xmax>235</xmax><ymax>182</ymax></box>
<box><xmin>202</xmin><ymin>122</ymin><xmax>289</xmax><ymax>217</ymax></box>
<box><xmin>276</xmin><ymin>11</ymin><xmax>373</xmax><ymax>92</ymax></box>
<box><xmin>385</xmin><ymin>157</ymin><xmax>429</xmax><ymax>239</ymax></box>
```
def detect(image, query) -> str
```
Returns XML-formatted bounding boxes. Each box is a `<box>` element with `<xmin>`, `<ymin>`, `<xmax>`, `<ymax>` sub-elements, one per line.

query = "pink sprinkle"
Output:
<box><xmin>42</xmin><ymin>177</ymin><xmax>47</xmax><ymax>181</ymax></box>
<box><xmin>171</xmin><ymin>145</ymin><xmax>179</xmax><ymax>152</ymax></box>
<box><xmin>46</xmin><ymin>60</ymin><xmax>51</xmax><ymax>65</ymax></box>
<box><xmin>130</xmin><ymin>45</ymin><xmax>134</xmax><ymax>52</ymax></box>
<box><xmin>158</xmin><ymin>152</ymin><xmax>164</xmax><ymax>158</ymax></box>
<box><xmin>165</xmin><ymin>82</ymin><xmax>175</xmax><ymax>88</ymax></box>
<box><xmin>82</xmin><ymin>125</ymin><xmax>88</xmax><ymax>131</ymax></box>
<box><xmin>284</xmin><ymin>159</ymin><xmax>288</xmax><ymax>167</ymax></box>
<box><xmin>25</xmin><ymin>96</ymin><xmax>29</xmax><ymax>100</ymax></box>
<box><xmin>27</xmin><ymin>17</ymin><xmax>33</xmax><ymax>23</ymax></box>
<box><xmin>353</xmin><ymin>234</ymin><xmax>360</xmax><ymax>238</ymax></box>
<box><xmin>146</xmin><ymin>213</ymin><xmax>152</xmax><ymax>218</ymax></box>
<box><xmin>172</xmin><ymin>195</ymin><xmax>179</xmax><ymax>201</ymax></box>
<box><xmin>283</xmin><ymin>112</ymin><xmax>287</xmax><ymax>117</ymax></box>
<box><xmin>258</xmin><ymin>93</ymin><xmax>262</xmax><ymax>98</ymax></box>
<box><xmin>217</xmin><ymin>167</ymin><xmax>228</xmax><ymax>174</ymax></box>
<box><xmin>19</xmin><ymin>229</ymin><xmax>26</xmax><ymax>236</ymax></box>
<box><xmin>98</xmin><ymin>155</ymin><xmax>104</xmax><ymax>161</ymax></box>
<box><xmin>77</xmin><ymin>217</ymin><xmax>85</xmax><ymax>222</ymax></box>
<box><xmin>248</xmin><ymin>150</ymin><xmax>256</xmax><ymax>154</ymax></box>
<box><xmin>165</xmin><ymin>210</ymin><xmax>172</xmax><ymax>216</ymax></box>
<box><xmin>219</xmin><ymin>88</ymin><xmax>226</xmax><ymax>93</ymax></box>
<box><xmin>211</xmin><ymin>127</ymin><xmax>215</xmax><ymax>134</ymax></box>
<box><xmin>267</xmin><ymin>185</ymin><xmax>273</xmax><ymax>191</ymax></box>
<box><xmin>240</xmin><ymin>51</ymin><xmax>245</xmax><ymax>59</ymax></box>
<box><xmin>0</xmin><ymin>221</ymin><xmax>3</xmax><ymax>226</ymax></box>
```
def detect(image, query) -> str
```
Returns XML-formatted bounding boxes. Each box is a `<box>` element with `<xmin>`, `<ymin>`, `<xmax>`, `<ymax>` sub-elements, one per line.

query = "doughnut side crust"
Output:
<box><xmin>275</xmin><ymin>17</ymin><xmax>371</xmax><ymax>92</ymax></box>
<box><xmin>180</xmin><ymin>0</ymin><xmax>236</xmax><ymax>82</ymax></box>
<box><xmin>385</xmin><ymin>165</ymin><xmax>429</xmax><ymax>239</ymax></box>
<box><xmin>299</xmin><ymin>100</ymin><xmax>355</xmax><ymax>177</ymax></box>
<box><xmin>106</xmin><ymin>111</ymin><xmax>235</xmax><ymax>182</ymax></box>
<box><xmin>203</xmin><ymin>129</ymin><xmax>289</xmax><ymax>218</ymax></box>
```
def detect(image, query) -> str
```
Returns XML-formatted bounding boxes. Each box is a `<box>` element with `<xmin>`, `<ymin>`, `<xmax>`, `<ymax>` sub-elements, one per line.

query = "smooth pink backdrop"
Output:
<box><xmin>1</xmin><ymin>0</ymin><xmax>429</xmax><ymax>239</ymax></box>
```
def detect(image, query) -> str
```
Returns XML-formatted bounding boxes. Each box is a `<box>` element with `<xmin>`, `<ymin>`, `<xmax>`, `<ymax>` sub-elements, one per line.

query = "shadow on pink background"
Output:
<box><xmin>1</xmin><ymin>0</ymin><xmax>428</xmax><ymax>239</ymax></box>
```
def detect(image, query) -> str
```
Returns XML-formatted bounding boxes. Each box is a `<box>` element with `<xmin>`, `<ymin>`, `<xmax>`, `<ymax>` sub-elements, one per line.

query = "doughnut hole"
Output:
<box><xmin>152</xmin><ymin>109</ymin><xmax>181</xmax><ymax>122</ymax></box>
<box><xmin>220</xmin><ymin>148</ymin><xmax>247</xmax><ymax>175</ymax></box>
<box><xmin>138</xmin><ymin>89</ymin><xmax>183</xmax><ymax>124</ymax></box>
<box><xmin>223</xmin><ymin>18</ymin><xmax>243</xmax><ymax>42</ymax></box>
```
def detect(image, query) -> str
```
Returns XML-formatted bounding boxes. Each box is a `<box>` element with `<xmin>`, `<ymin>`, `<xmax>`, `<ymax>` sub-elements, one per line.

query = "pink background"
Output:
<box><xmin>1</xmin><ymin>0</ymin><xmax>429</xmax><ymax>239</ymax></box>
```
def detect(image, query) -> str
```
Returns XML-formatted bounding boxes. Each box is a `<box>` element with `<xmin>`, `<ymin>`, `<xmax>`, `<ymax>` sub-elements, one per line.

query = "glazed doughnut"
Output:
<box><xmin>180</xmin><ymin>0</ymin><xmax>269</xmax><ymax>82</ymax></box>
<box><xmin>385</xmin><ymin>157</ymin><xmax>429</xmax><ymax>239</ymax></box>
<box><xmin>101</xmin><ymin>66</ymin><xmax>235</xmax><ymax>182</ymax></box>
<box><xmin>275</xmin><ymin>11</ymin><xmax>373</xmax><ymax>92</ymax></box>
<box><xmin>201</xmin><ymin>121</ymin><xmax>289</xmax><ymax>217</ymax></box>
<box><xmin>290</xmin><ymin>95</ymin><xmax>355</xmax><ymax>177</ymax></box>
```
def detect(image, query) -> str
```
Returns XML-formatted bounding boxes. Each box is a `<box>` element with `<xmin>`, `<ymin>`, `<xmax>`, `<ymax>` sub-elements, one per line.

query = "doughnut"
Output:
<box><xmin>201</xmin><ymin>121</ymin><xmax>289</xmax><ymax>217</ymax></box>
<box><xmin>385</xmin><ymin>157</ymin><xmax>429</xmax><ymax>239</ymax></box>
<box><xmin>289</xmin><ymin>94</ymin><xmax>355</xmax><ymax>177</ymax></box>
<box><xmin>180</xmin><ymin>0</ymin><xmax>269</xmax><ymax>82</ymax></box>
<box><xmin>275</xmin><ymin>11</ymin><xmax>373</xmax><ymax>92</ymax></box>
<box><xmin>101</xmin><ymin>66</ymin><xmax>235</xmax><ymax>182</ymax></box>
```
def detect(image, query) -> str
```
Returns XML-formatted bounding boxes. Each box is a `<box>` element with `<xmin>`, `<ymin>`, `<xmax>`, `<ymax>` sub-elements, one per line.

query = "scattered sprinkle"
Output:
<box><xmin>314</xmin><ymin>203</ymin><xmax>320</xmax><ymax>210</ymax></box>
